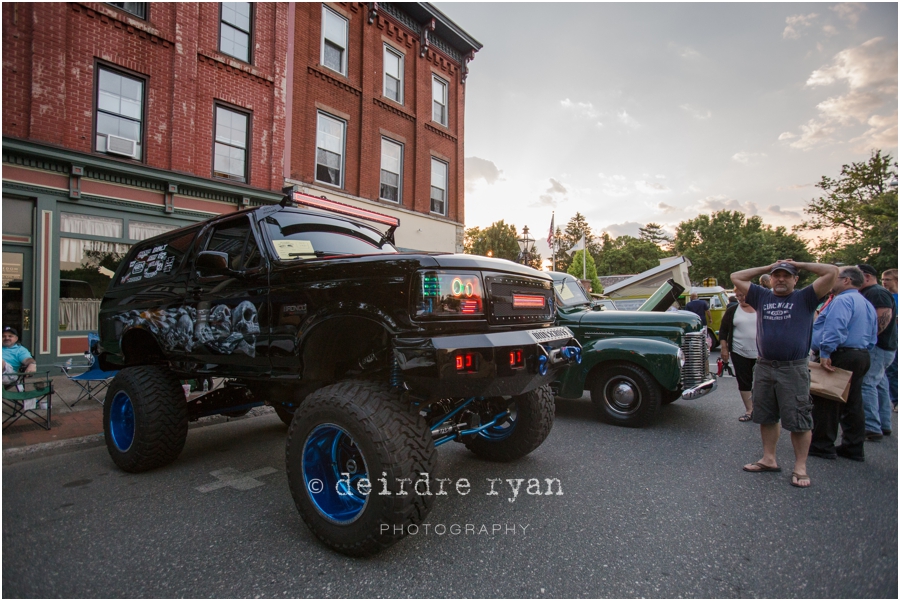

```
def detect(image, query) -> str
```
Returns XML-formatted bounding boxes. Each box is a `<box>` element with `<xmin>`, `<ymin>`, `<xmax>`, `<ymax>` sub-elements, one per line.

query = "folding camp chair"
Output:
<box><xmin>56</xmin><ymin>332</ymin><xmax>118</xmax><ymax>407</ymax></box>
<box><xmin>3</xmin><ymin>371</ymin><xmax>53</xmax><ymax>431</ymax></box>
<box><xmin>57</xmin><ymin>356</ymin><xmax>118</xmax><ymax>407</ymax></box>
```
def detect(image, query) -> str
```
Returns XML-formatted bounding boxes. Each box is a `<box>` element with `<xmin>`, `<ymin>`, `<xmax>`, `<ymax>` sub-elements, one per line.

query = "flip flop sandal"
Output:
<box><xmin>743</xmin><ymin>462</ymin><xmax>782</xmax><ymax>473</ymax></box>
<box><xmin>791</xmin><ymin>472</ymin><xmax>811</xmax><ymax>488</ymax></box>
<box><xmin>738</xmin><ymin>413</ymin><xmax>753</xmax><ymax>422</ymax></box>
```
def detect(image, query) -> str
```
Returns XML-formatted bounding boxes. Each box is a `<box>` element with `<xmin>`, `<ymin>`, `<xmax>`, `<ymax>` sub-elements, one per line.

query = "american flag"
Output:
<box><xmin>548</xmin><ymin>212</ymin><xmax>555</xmax><ymax>248</ymax></box>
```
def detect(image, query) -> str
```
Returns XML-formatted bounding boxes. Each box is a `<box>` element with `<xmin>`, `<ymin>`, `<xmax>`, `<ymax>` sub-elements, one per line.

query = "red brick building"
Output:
<box><xmin>2</xmin><ymin>2</ymin><xmax>288</xmax><ymax>364</ymax></box>
<box><xmin>285</xmin><ymin>2</ymin><xmax>481</xmax><ymax>253</ymax></box>
<box><xmin>1</xmin><ymin>2</ymin><xmax>480</xmax><ymax>366</ymax></box>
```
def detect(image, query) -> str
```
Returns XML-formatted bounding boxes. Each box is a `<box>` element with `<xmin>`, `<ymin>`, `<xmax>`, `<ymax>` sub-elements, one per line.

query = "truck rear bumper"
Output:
<box><xmin>681</xmin><ymin>377</ymin><xmax>717</xmax><ymax>400</ymax></box>
<box><xmin>394</xmin><ymin>327</ymin><xmax>581</xmax><ymax>399</ymax></box>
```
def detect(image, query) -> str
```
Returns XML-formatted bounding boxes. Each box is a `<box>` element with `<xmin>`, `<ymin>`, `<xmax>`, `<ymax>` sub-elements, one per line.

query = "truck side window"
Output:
<box><xmin>116</xmin><ymin>227</ymin><xmax>199</xmax><ymax>287</ymax></box>
<box><xmin>204</xmin><ymin>217</ymin><xmax>261</xmax><ymax>270</ymax></box>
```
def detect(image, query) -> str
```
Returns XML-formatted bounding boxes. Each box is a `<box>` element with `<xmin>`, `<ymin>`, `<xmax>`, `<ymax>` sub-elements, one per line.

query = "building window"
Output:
<box><xmin>321</xmin><ymin>6</ymin><xmax>348</xmax><ymax>75</ymax></box>
<box><xmin>316</xmin><ymin>112</ymin><xmax>345</xmax><ymax>187</ymax></box>
<box><xmin>380</xmin><ymin>138</ymin><xmax>403</xmax><ymax>203</ymax></box>
<box><xmin>95</xmin><ymin>66</ymin><xmax>144</xmax><ymax>160</ymax></box>
<box><xmin>107</xmin><ymin>2</ymin><xmax>147</xmax><ymax>19</ymax></box>
<box><xmin>384</xmin><ymin>44</ymin><xmax>403</xmax><ymax>104</ymax></box>
<box><xmin>432</xmin><ymin>75</ymin><xmax>448</xmax><ymax>126</ymax></box>
<box><xmin>220</xmin><ymin>2</ymin><xmax>252</xmax><ymax>63</ymax></box>
<box><xmin>430</xmin><ymin>158</ymin><xmax>448</xmax><ymax>215</ymax></box>
<box><xmin>214</xmin><ymin>105</ymin><xmax>249</xmax><ymax>182</ymax></box>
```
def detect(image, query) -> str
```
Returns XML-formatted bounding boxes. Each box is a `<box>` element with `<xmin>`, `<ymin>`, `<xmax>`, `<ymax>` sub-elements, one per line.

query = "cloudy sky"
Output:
<box><xmin>436</xmin><ymin>2</ymin><xmax>898</xmax><ymax>256</ymax></box>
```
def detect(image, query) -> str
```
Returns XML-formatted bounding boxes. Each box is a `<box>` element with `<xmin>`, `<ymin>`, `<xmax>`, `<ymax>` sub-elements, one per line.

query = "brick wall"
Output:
<box><xmin>2</xmin><ymin>2</ymin><xmax>288</xmax><ymax>193</ymax></box>
<box><xmin>290</xmin><ymin>2</ymin><xmax>467</xmax><ymax>224</ymax></box>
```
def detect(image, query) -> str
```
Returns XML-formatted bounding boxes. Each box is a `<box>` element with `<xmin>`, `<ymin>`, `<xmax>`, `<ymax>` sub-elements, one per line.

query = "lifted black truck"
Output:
<box><xmin>97</xmin><ymin>190</ymin><xmax>581</xmax><ymax>556</ymax></box>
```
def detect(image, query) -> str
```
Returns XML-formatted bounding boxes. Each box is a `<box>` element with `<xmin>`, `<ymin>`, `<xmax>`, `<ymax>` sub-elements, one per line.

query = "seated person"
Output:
<box><xmin>3</xmin><ymin>326</ymin><xmax>36</xmax><ymax>390</ymax></box>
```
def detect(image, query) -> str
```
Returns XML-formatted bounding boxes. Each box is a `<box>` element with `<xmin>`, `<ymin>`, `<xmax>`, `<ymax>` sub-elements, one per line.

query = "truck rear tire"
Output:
<box><xmin>103</xmin><ymin>366</ymin><xmax>189</xmax><ymax>473</ymax></box>
<box><xmin>590</xmin><ymin>363</ymin><xmax>661</xmax><ymax>428</ymax></box>
<box><xmin>285</xmin><ymin>380</ymin><xmax>437</xmax><ymax>557</ymax></box>
<box><xmin>464</xmin><ymin>385</ymin><xmax>555</xmax><ymax>462</ymax></box>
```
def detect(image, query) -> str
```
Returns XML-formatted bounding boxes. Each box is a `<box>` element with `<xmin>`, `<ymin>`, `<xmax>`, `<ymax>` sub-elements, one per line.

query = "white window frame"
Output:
<box><xmin>383</xmin><ymin>44</ymin><xmax>403</xmax><ymax>104</ymax></box>
<box><xmin>95</xmin><ymin>65</ymin><xmax>145</xmax><ymax>160</ymax></box>
<box><xmin>321</xmin><ymin>5</ymin><xmax>348</xmax><ymax>76</ymax></box>
<box><xmin>432</xmin><ymin>74</ymin><xmax>448</xmax><ymax>126</ymax></box>
<box><xmin>213</xmin><ymin>104</ymin><xmax>250</xmax><ymax>183</ymax></box>
<box><xmin>379</xmin><ymin>138</ymin><xmax>403</xmax><ymax>204</ymax></box>
<box><xmin>315</xmin><ymin>112</ymin><xmax>346</xmax><ymax>188</ymax></box>
<box><xmin>430</xmin><ymin>158</ymin><xmax>448</xmax><ymax>216</ymax></box>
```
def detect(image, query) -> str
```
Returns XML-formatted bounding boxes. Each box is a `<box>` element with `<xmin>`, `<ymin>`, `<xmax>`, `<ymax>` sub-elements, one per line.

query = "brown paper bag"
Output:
<box><xmin>808</xmin><ymin>361</ymin><xmax>853</xmax><ymax>403</ymax></box>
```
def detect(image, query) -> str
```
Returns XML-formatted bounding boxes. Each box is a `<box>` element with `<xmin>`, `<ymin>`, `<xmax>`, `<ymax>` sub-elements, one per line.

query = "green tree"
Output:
<box><xmin>556</xmin><ymin>213</ymin><xmax>599</xmax><ymax>272</ymax></box>
<box><xmin>464</xmin><ymin>220</ymin><xmax>519</xmax><ymax>261</ymax></box>
<box><xmin>673</xmin><ymin>210</ymin><xmax>814</xmax><ymax>287</ymax></box>
<box><xmin>594</xmin><ymin>233</ymin><xmax>662</xmax><ymax>276</ymax></box>
<box><xmin>798</xmin><ymin>150</ymin><xmax>898</xmax><ymax>272</ymax></box>
<box><xmin>638</xmin><ymin>222</ymin><xmax>673</xmax><ymax>253</ymax></box>
<box><xmin>568</xmin><ymin>250</ymin><xmax>602</xmax><ymax>294</ymax></box>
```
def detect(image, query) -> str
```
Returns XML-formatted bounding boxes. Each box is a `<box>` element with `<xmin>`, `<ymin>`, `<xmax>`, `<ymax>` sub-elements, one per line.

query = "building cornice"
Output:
<box><xmin>2</xmin><ymin>137</ymin><xmax>284</xmax><ymax>207</ymax></box>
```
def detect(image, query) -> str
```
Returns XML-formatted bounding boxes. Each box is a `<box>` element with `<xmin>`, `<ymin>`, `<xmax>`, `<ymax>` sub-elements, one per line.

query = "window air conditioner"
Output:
<box><xmin>107</xmin><ymin>134</ymin><xmax>137</xmax><ymax>158</ymax></box>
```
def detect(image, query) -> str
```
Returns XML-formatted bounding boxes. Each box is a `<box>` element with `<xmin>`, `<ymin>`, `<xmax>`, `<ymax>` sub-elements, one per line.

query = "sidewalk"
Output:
<box><xmin>3</xmin><ymin>374</ymin><xmax>273</xmax><ymax>457</ymax></box>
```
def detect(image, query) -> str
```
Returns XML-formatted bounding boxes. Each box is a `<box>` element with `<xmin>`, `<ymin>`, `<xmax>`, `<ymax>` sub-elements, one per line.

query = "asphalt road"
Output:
<box><xmin>3</xmin><ymin>370</ymin><xmax>897</xmax><ymax>598</ymax></box>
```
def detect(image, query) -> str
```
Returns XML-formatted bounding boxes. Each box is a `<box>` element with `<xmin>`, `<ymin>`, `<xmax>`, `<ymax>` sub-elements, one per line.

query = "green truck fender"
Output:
<box><xmin>554</xmin><ymin>337</ymin><xmax>682</xmax><ymax>399</ymax></box>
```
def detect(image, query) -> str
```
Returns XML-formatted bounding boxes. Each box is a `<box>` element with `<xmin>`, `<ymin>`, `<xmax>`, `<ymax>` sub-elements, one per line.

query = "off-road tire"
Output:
<box><xmin>285</xmin><ymin>380</ymin><xmax>437</xmax><ymax>557</ymax></box>
<box><xmin>590</xmin><ymin>363</ymin><xmax>661</xmax><ymax>428</ymax></box>
<box><xmin>464</xmin><ymin>385</ymin><xmax>555</xmax><ymax>462</ymax></box>
<box><xmin>103</xmin><ymin>366</ymin><xmax>189</xmax><ymax>473</ymax></box>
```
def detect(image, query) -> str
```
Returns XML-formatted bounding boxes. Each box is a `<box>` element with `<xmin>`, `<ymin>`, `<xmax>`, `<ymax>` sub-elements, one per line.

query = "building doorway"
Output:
<box><xmin>2</xmin><ymin>247</ymin><xmax>33</xmax><ymax>351</ymax></box>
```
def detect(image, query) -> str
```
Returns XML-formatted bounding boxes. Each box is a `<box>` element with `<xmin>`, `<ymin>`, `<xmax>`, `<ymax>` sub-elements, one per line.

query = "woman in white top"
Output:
<box><xmin>718</xmin><ymin>288</ymin><xmax>758</xmax><ymax>421</ymax></box>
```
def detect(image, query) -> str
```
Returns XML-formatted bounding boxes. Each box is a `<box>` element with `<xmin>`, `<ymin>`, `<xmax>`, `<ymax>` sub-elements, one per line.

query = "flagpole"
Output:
<box><xmin>582</xmin><ymin>231</ymin><xmax>586</xmax><ymax>281</ymax></box>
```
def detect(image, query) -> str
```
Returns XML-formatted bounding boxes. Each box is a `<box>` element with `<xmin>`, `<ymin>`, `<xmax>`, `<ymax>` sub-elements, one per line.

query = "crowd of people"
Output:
<box><xmin>718</xmin><ymin>261</ymin><xmax>897</xmax><ymax>488</ymax></box>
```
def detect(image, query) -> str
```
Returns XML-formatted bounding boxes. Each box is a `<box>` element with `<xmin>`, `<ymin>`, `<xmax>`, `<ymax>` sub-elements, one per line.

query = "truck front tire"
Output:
<box><xmin>285</xmin><ymin>380</ymin><xmax>437</xmax><ymax>557</ymax></box>
<box><xmin>103</xmin><ymin>366</ymin><xmax>189</xmax><ymax>473</ymax></box>
<box><xmin>464</xmin><ymin>385</ymin><xmax>555</xmax><ymax>462</ymax></box>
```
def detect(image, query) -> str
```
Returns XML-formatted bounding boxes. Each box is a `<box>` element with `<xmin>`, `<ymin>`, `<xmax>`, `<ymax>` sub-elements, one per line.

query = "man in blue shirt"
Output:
<box><xmin>732</xmin><ymin>259</ymin><xmax>838</xmax><ymax>488</ymax></box>
<box><xmin>2</xmin><ymin>326</ymin><xmax>36</xmax><ymax>389</ymax></box>
<box><xmin>683</xmin><ymin>293</ymin><xmax>710</xmax><ymax>327</ymax></box>
<box><xmin>857</xmin><ymin>264</ymin><xmax>897</xmax><ymax>440</ymax></box>
<box><xmin>808</xmin><ymin>267</ymin><xmax>877</xmax><ymax>461</ymax></box>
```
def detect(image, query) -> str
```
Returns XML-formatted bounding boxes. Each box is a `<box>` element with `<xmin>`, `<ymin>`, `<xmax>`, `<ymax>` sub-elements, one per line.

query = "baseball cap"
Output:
<box><xmin>856</xmin><ymin>264</ymin><xmax>877</xmax><ymax>277</ymax></box>
<box><xmin>3</xmin><ymin>326</ymin><xmax>18</xmax><ymax>337</ymax></box>
<box><xmin>769</xmin><ymin>262</ymin><xmax>798</xmax><ymax>276</ymax></box>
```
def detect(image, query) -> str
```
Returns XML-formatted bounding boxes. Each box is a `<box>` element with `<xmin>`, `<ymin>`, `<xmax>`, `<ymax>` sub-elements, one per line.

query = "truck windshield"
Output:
<box><xmin>263</xmin><ymin>211</ymin><xmax>397</xmax><ymax>260</ymax></box>
<box><xmin>553</xmin><ymin>278</ymin><xmax>591</xmax><ymax>307</ymax></box>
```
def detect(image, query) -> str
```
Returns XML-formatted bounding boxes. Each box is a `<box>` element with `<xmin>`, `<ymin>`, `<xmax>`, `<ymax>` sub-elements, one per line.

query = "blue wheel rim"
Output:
<box><xmin>302</xmin><ymin>424</ymin><xmax>369</xmax><ymax>524</ymax></box>
<box><xmin>109</xmin><ymin>391</ymin><xmax>135</xmax><ymax>452</ymax></box>
<box><xmin>479</xmin><ymin>403</ymin><xmax>517</xmax><ymax>441</ymax></box>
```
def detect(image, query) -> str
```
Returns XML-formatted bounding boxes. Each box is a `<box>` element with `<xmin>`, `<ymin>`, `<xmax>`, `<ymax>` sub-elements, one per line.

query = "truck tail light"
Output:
<box><xmin>455</xmin><ymin>352</ymin><xmax>480</xmax><ymax>373</ymax></box>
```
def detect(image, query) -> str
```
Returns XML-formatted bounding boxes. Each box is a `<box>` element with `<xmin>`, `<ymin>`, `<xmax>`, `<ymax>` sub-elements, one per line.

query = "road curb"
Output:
<box><xmin>2</xmin><ymin>405</ymin><xmax>277</xmax><ymax>462</ymax></box>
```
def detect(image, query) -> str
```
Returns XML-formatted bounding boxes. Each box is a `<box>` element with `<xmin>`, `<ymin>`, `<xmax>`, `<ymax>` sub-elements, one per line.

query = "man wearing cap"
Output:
<box><xmin>857</xmin><ymin>264</ymin><xmax>897</xmax><ymax>441</ymax></box>
<box><xmin>2</xmin><ymin>326</ymin><xmax>36</xmax><ymax>389</ymax></box>
<box><xmin>808</xmin><ymin>266</ymin><xmax>877</xmax><ymax>462</ymax></box>
<box><xmin>731</xmin><ymin>259</ymin><xmax>838</xmax><ymax>488</ymax></box>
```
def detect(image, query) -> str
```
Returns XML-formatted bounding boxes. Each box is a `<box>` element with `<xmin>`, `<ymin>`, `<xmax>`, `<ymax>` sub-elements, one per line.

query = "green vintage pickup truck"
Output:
<box><xmin>550</xmin><ymin>272</ymin><xmax>716</xmax><ymax>427</ymax></box>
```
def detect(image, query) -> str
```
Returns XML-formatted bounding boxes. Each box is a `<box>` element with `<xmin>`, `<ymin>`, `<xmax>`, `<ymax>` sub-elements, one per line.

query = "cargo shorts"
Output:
<box><xmin>751</xmin><ymin>358</ymin><xmax>812</xmax><ymax>432</ymax></box>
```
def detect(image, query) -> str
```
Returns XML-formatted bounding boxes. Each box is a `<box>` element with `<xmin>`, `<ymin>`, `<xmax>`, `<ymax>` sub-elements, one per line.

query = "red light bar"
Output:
<box><xmin>512</xmin><ymin>294</ymin><xmax>546</xmax><ymax>309</ymax></box>
<box><xmin>291</xmin><ymin>192</ymin><xmax>400</xmax><ymax>228</ymax></box>
<box><xmin>509</xmin><ymin>349</ymin><xmax>524</xmax><ymax>368</ymax></box>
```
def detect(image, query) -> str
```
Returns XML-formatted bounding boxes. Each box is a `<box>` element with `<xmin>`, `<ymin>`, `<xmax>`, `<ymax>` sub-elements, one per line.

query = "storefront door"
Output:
<box><xmin>2</xmin><ymin>246</ymin><xmax>33</xmax><ymax>351</ymax></box>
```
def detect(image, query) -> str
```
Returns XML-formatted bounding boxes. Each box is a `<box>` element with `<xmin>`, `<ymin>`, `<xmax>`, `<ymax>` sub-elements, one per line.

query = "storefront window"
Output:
<box><xmin>129</xmin><ymin>220</ymin><xmax>178</xmax><ymax>241</ymax></box>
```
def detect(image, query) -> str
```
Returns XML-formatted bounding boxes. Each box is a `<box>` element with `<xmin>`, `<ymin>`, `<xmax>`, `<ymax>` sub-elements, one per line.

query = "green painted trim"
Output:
<box><xmin>3</xmin><ymin>137</ymin><xmax>284</xmax><ymax>205</ymax></box>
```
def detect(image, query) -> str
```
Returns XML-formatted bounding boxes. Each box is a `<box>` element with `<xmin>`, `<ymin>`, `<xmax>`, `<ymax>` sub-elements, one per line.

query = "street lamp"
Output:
<box><xmin>517</xmin><ymin>225</ymin><xmax>535</xmax><ymax>265</ymax></box>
